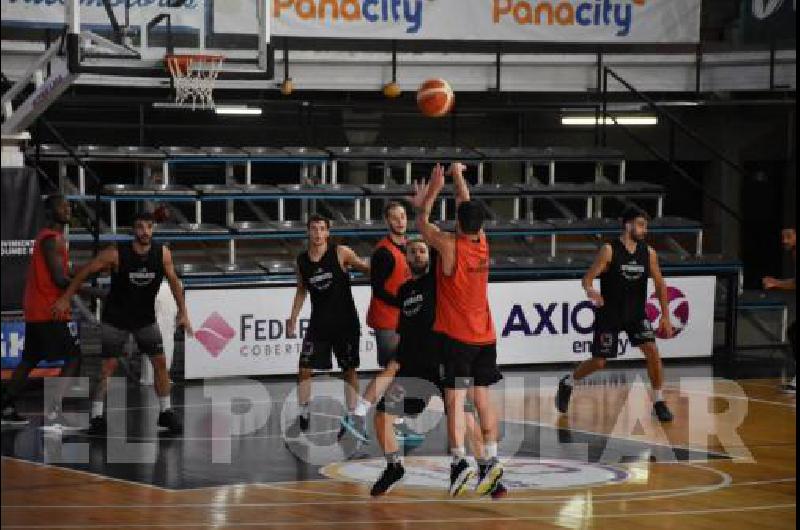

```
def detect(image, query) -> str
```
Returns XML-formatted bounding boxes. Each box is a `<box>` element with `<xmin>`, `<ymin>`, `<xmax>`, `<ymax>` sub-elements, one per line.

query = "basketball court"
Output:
<box><xmin>1</xmin><ymin>1</ymin><xmax>796</xmax><ymax>528</ymax></box>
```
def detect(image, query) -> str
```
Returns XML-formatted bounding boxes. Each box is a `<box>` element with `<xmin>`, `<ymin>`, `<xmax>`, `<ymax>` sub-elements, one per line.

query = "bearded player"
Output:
<box><xmin>556</xmin><ymin>208</ymin><xmax>675</xmax><ymax>422</ymax></box>
<box><xmin>370</xmin><ymin>239</ymin><xmax>507</xmax><ymax>498</ymax></box>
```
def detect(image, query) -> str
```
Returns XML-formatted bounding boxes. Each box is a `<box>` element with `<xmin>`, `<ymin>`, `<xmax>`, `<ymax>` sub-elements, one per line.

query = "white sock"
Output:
<box><xmin>451</xmin><ymin>447</ymin><xmax>466</xmax><ymax>463</ymax></box>
<box><xmin>563</xmin><ymin>374</ymin><xmax>575</xmax><ymax>387</ymax></box>
<box><xmin>485</xmin><ymin>442</ymin><xmax>498</xmax><ymax>459</ymax></box>
<box><xmin>158</xmin><ymin>396</ymin><xmax>171</xmax><ymax>412</ymax></box>
<box><xmin>300</xmin><ymin>402</ymin><xmax>310</xmax><ymax>417</ymax></box>
<box><xmin>91</xmin><ymin>401</ymin><xmax>104</xmax><ymax>418</ymax></box>
<box><xmin>653</xmin><ymin>390</ymin><xmax>664</xmax><ymax>402</ymax></box>
<box><xmin>393</xmin><ymin>417</ymin><xmax>404</xmax><ymax>426</ymax></box>
<box><xmin>354</xmin><ymin>396</ymin><xmax>371</xmax><ymax>417</ymax></box>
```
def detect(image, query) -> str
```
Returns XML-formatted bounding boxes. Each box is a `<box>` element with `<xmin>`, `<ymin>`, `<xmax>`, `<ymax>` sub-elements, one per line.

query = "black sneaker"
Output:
<box><xmin>286</xmin><ymin>414</ymin><xmax>309</xmax><ymax>439</ymax></box>
<box><xmin>370</xmin><ymin>462</ymin><xmax>405</xmax><ymax>496</ymax></box>
<box><xmin>299</xmin><ymin>412</ymin><xmax>310</xmax><ymax>432</ymax></box>
<box><xmin>555</xmin><ymin>376</ymin><xmax>573</xmax><ymax>414</ymax></box>
<box><xmin>653</xmin><ymin>401</ymin><xmax>674</xmax><ymax>423</ymax></box>
<box><xmin>86</xmin><ymin>416</ymin><xmax>107</xmax><ymax>436</ymax></box>
<box><xmin>1</xmin><ymin>407</ymin><xmax>29</xmax><ymax>426</ymax></box>
<box><xmin>157</xmin><ymin>409</ymin><xmax>183</xmax><ymax>435</ymax></box>
<box><xmin>491</xmin><ymin>481</ymin><xmax>509</xmax><ymax>499</ymax></box>
<box><xmin>476</xmin><ymin>458</ymin><xmax>504</xmax><ymax>496</ymax></box>
<box><xmin>449</xmin><ymin>458</ymin><xmax>475</xmax><ymax>497</ymax></box>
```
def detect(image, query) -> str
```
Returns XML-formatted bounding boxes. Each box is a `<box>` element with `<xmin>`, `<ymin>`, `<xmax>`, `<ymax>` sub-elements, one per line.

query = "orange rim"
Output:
<box><xmin>164</xmin><ymin>54</ymin><xmax>225</xmax><ymax>75</ymax></box>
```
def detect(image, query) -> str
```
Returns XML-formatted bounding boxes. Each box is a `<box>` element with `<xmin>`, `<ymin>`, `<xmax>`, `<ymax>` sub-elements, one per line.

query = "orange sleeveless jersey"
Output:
<box><xmin>367</xmin><ymin>237</ymin><xmax>410</xmax><ymax>330</ymax></box>
<box><xmin>434</xmin><ymin>233</ymin><xmax>496</xmax><ymax>345</ymax></box>
<box><xmin>23</xmin><ymin>228</ymin><xmax>71</xmax><ymax>322</ymax></box>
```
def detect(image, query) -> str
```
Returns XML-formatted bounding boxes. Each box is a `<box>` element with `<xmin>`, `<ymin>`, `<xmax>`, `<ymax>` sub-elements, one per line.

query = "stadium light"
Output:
<box><xmin>561</xmin><ymin>115</ymin><xmax>658</xmax><ymax>126</ymax></box>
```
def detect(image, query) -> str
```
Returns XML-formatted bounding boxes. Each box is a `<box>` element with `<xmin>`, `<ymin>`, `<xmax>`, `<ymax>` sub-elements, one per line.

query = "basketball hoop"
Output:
<box><xmin>164</xmin><ymin>54</ymin><xmax>225</xmax><ymax>110</ymax></box>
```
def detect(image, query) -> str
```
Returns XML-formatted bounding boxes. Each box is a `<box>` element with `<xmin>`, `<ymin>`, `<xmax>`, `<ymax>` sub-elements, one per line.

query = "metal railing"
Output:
<box><xmin>35</xmin><ymin>117</ymin><xmax>104</xmax><ymax>256</ymax></box>
<box><xmin>599</xmin><ymin>66</ymin><xmax>746</xmax><ymax>226</ymax></box>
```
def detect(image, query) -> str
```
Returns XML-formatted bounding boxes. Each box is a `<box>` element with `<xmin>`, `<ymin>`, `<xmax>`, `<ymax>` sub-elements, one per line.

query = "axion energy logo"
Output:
<box><xmin>195</xmin><ymin>312</ymin><xmax>236</xmax><ymax>357</ymax></box>
<box><xmin>493</xmin><ymin>0</ymin><xmax>647</xmax><ymax>37</ymax></box>
<box><xmin>274</xmin><ymin>0</ymin><xmax>424</xmax><ymax>34</ymax></box>
<box><xmin>645</xmin><ymin>286</ymin><xmax>690</xmax><ymax>339</ymax></box>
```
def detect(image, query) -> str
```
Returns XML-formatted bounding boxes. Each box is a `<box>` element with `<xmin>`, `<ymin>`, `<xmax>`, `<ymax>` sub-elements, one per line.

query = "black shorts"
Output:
<box><xmin>441</xmin><ymin>335</ymin><xmax>503</xmax><ymax>389</ymax></box>
<box><xmin>299</xmin><ymin>331</ymin><xmax>360</xmax><ymax>371</ymax></box>
<box><xmin>376</xmin><ymin>369</ymin><xmax>444</xmax><ymax>417</ymax></box>
<box><xmin>101</xmin><ymin>322</ymin><xmax>164</xmax><ymax>358</ymax></box>
<box><xmin>593</xmin><ymin>317</ymin><xmax>656</xmax><ymax>359</ymax></box>
<box><xmin>22</xmin><ymin>321</ymin><xmax>81</xmax><ymax>364</ymax></box>
<box><xmin>395</xmin><ymin>332</ymin><xmax>442</xmax><ymax>370</ymax></box>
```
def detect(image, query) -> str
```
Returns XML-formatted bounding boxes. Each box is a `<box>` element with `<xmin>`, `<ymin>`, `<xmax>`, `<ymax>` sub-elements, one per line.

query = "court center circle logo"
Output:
<box><xmin>322</xmin><ymin>456</ymin><xmax>630</xmax><ymax>490</ymax></box>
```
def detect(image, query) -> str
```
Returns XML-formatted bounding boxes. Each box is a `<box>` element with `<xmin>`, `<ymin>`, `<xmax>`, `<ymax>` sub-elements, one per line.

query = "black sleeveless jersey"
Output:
<box><xmin>397</xmin><ymin>263</ymin><xmax>437</xmax><ymax>342</ymax></box>
<box><xmin>297</xmin><ymin>245</ymin><xmax>360</xmax><ymax>340</ymax></box>
<box><xmin>396</xmin><ymin>253</ymin><xmax>440</xmax><ymax>374</ymax></box>
<box><xmin>103</xmin><ymin>242</ymin><xmax>165</xmax><ymax>329</ymax></box>
<box><xmin>599</xmin><ymin>239</ymin><xmax>650</xmax><ymax>324</ymax></box>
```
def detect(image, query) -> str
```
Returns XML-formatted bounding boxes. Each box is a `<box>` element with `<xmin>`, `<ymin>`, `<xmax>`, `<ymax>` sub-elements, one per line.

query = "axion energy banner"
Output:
<box><xmin>2</xmin><ymin>1</ymin><xmax>702</xmax><ymax>44</ymax></box>
<box><xmin>184</xmin><ymin>276</ymin><xmax>715</xmax><ymax>379</ymax></box>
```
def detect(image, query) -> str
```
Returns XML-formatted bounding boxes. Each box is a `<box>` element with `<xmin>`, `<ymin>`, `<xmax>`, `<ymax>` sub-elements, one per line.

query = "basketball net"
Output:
<box><xmin>165</xmin><ymin>54</ymin><xmax>225</xmax><ymax>110</ymax></box>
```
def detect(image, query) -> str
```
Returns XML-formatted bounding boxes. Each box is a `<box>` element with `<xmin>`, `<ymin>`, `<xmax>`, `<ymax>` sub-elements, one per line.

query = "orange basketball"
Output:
<box><xmin>417</xmin><ymin>78</ymin><xmax>454</xmax><ymax>118</ymax></box>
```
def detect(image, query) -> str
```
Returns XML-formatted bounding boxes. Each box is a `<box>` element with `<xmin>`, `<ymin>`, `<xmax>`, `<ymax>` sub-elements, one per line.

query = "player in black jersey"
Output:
<box><xmin>53</xmin><ymin>211</ymin><xmax>192</xmax><ymax>435</ymax></box>
<box><xmin>370</xmin><ymin>240</ymin><xmax>507</xmax><ymax>498</ymax></box>
<box><xmin>556</xmin><ymin>208</ymin><xmax>675</xmax><ymax>422</ymax></box>
<box><xmin>287</xmin><ymin>214</ymin><xmax>370</xmax><ymax>434</ymax></box>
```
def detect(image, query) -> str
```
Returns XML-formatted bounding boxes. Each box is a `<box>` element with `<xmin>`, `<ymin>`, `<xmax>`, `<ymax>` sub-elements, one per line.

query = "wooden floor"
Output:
<box><xmin>1</xmin><ymin>377</ymin><xmax>795</xmax><ymax>529</ymax></box>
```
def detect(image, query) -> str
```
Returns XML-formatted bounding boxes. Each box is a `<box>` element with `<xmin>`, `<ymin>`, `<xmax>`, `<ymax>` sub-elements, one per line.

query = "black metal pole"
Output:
<box><xmin>495</xmin><ymin>47</ymin><xmax>501</xmax><ymax>92</ymax></box>
<box><xmin>668</xmin><ymin>120</ymin><xmax>676</xmax><ymax>172</ymax></box>
<box><xmin>725</xmin><ymin>271</ymin><xmax>739</xmax><ymax>371</ymax></box>
<box><xmin>695</xmin><ymin>43</ymin><xmax>702</xmax><ymax>94</ymax></box>
<box><xmin>391</xmin><ymin>40</ymin><xmax>397</xmax><ymax>83</ymax></box>
<box><xmin>601</xmin><ymin>68</ymin><xmax>608</xmax><ymax>147</ymax></box>
<box><xmin>605</xmin><ymin>68</ymin><xmax>750</xmax><ymax>179</ymax></box>
<box><xmin>769</xmin><ymin>39</ymin><xmax>776</xmax><ymax>91</ymax></box>
<box><xmin>607</xmin><ymin>114</ymin><xmax>742</xmax><ymax>224</ymax></box>
<box><xmin>139</xmin><ymin>104</ymin><xmax>145</xmax><ymax>147</ymax></box>
<box><xmin>284</xmin><ymin>37</ymin><xmax>290</xmax><ymax>81</ymax></box>
<box><xmin>595</xmin><ymin>50</ymin><xmax>602</xmax><ymax>147</ymax></box>
<box><xmin>166</xmin><ymin>14</ymin><xmax>173</xmax><ymax>56</ymax></box>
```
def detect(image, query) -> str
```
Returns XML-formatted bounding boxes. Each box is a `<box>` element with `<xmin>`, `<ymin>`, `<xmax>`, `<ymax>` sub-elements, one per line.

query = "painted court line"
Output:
<box><xmin>1</xmin><ymin>503</ymin><xmax>796</xmax><ymax>528</ymax></box>
<box><xmin>1</xmin><ymin>477</ymin><xmax>795</xmax><ymax>510</ymax></box>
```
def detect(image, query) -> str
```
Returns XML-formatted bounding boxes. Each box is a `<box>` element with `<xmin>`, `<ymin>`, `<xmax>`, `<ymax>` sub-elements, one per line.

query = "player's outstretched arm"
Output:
<box><xmin>763</xmin><ymin>276</ymin><xmax>796</xmax><ymax>291</ymax></box>
<box><xmin>338</xmin><ymin>245</ymin><xmax>370</xmax><ymax>275</ymax></box>
<box><xmin>410</xmin><ymin>163</ymin><xmax>451</xmax><ymax>254</ymax></box>
<box><xmin>448</xmin><ymin>162</ymin><xmax>470</xmax><ymax>206</ymax></box>
<box><xmin>649</xmin><ymin>247</ymin><xmax>674</xmax><ymax>339</ymax></box>
<box><xmin>51</xmin><ymin>246</ymin><xmax>118</xmax><ymax>318</ymax></box>
<box><xmin>163</xmin><ymin>246</ymin><xmax>192</xmax><ymax>337</ymax></box>
<box><xmin>583</xmin><ymin>244</ymin><xmax>612</xmax><ymax>307</ymax></box>
<box><xmin>287</xmin><ymin>265</ymin><xmax>308</xmax><ymax>339</ymax></box>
